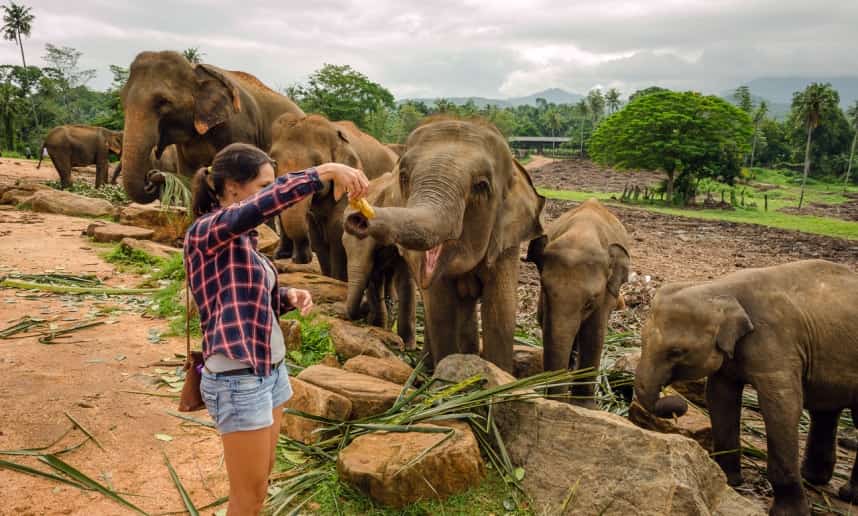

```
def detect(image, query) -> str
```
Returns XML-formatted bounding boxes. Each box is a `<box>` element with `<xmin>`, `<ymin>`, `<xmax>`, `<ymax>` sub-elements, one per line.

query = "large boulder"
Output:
<box><xmin>255</xmin><ymin>223</ymin><xmax>280</xmax><ymax>255</ymax></box>
<box><xmin>297</xmin><ymin>365</ymin><xmax>402</xmax><ymax>419</ymax></box>
<box><xmin>628</xmin><ymin>387</ymin><xmax>713</xmax><ymax>450</ymax></box>
<box><xmin>343</xmin><ymin>355</ymin><xmax>414</xmax><ymax>385</ymax></box>
<box><xmin>274</xmin><ymin>258</ymin><xmax>322</xmax><ymax>275</ymax></box>
<box><xmin>85</xmin><ymin>221</ymin><xmax>155</xmax><ymax>243</ymax></box>
<box><xmin>512</xmin><ymin>345</ymin><xmax>543</xmax><ymax>378</ymax></box>
<box><xmin>29</xmin><ymin>189</ymin><xmax>114</xmax><ymax>218</ymax></box>
<box><xmin>337</xmin><ymin>421</ymin><xmax>484</xmax><ymax>508</ymax></box>
<box><xmin>278</xmin><ymin>272</ymin><xmax>347</xmax><ymax>304</ymax></box>
<box><xmin>281</xmin><ymin>377</ymin><xmax>352</xmax><ymax>443</ymax></box>
<box><xmin>0</xmin><ymin>189</ymin><xmax>35</xmax><ymax>206</ymax></box>
<box><xmin>119</xmin><ymin>237</ymin><xmax>181</xmax><ymax>260</ymax></box>
<box><xmin>118</xmin><ymin>202</ymin><xmax>190</xmax><ymax>245</ymax></box>
<box><xmin>320</xmin><ymin>317</ymin><xmax>401</xmax><ymax>360</ymax></box>
<box><xmin>434</xmin><ymin>355</ymin><xmax>763</xmax><ymax>516</ymax></box>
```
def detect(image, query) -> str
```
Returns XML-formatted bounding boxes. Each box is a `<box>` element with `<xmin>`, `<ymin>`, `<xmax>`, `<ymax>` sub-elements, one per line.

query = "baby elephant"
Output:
<box><xmin>635</xmin><ymin>260</ymin><xmax>858</xmax><ymax>516</ymax></box>
<box><xmin>527</xmin><ymin>199</ymin><xmax>630</xmax><ymax>405</ymax></box>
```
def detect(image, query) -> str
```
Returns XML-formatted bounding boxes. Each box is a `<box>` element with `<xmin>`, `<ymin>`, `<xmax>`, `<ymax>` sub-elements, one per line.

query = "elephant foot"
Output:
<box><xmin>801</xmin><ymin>460</ymin><xmax>834</xmax><ymax>486</ymax></box>
<box><xmin>769</xmin><ymin>485</ymin><xmax>809</xmax><ymax>516</ymax></box>
<box><xmin>292</xmin><ymin>248</ymin><xmax>312</xmax><ymax>265</ymax></box>
<box><xmin>838</xmin><ymin>483</ymin><xmax>858</xmax><ymax>504</ymax></box>
<box><xmin>725</xmin><ymin>471</ymin><xmax>743</xmax><ymax>487</ymax></box>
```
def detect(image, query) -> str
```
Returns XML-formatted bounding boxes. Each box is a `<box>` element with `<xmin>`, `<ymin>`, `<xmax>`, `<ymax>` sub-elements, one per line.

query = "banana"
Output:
<box><xmin>349</xmin><ymin>197</ymin><xmax>376</xmax><ymax>219</ymax></box>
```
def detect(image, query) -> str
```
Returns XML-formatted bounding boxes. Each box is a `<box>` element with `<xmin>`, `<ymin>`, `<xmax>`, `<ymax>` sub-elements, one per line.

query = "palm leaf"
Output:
<box><xmin>163</xmin><ymin>452</ymin><xmax>198</xmax><ymax>516</ymax></box>
<box><xmin>39</xmin><ymin>454</ymin><xmax>148</xmax><ymax>515</ymax></box>
<box><xmin>0</xmin><ymin>457</ymin><xmax>88</xmax><ymax>489</ymax></box>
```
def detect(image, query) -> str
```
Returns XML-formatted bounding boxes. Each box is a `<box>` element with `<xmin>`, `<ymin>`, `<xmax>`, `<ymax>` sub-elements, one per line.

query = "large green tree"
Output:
<box><xmin>2</xmin><ymin>1</ymin><xmax>36</xmax><ymax>127</ymax></box>
<box><xmin>42</xmin><ymin>44</ymin><xmax>96</xmax><ymax>121</ymax></box>
<box><xmin>732</xmin><ymin>85</ymin><xmax>753</xmax><ymax>114</ymax></box>
<box><xmin>605</xmin><ymin>88</ymin><xmax>621</xmax><ymax>114</ymax></box>
<box><xmin>844</xmin><ymin>100</ymin><xmax>858</xmax><ymax>191</ymax></box>
<box><xmin>587</xmin><ymin>89</ymin><xmax>605</xmax><ymax>123</ymax></box>
<box><xmin>588</xmin><ymin>90</ymin><xmax>752</xmax><ymax>203</ymax></box>
<box><xmin>792</xmin><ymin>82</ymin><xmax>840</xmax><ymax>208</ymax></box>
<box><xmin>289</xmin><ymin>64</ymin><xmax>394</xmax><ymax>129</ymax></box>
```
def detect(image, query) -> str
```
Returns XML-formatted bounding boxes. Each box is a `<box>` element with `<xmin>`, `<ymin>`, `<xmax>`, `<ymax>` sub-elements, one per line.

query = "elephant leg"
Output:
<box><xmin>95</xmin><ymin>155</ymin><xmax>108</xmax><ymax>188</ymax></box>
<box><xmin>329</xmin><ymin>238</ymin><xmax>348</xmax><ymax>282</ymax></box>
<box><xmin>395</xmin><ymin>262</ymin><xmax>416</xmax><ymax>350</ymax></box>
<box><xmin>479</xmin><ymin>248</ymin><xmax>518</xmax><ymax>373</ymax></box>
<box><xmin>276</xmin><ymin>236</ymin><xmax>294</xmax><ymax>260</ymax></box>
<box><xmin>308</xmin><ymin>221</ymin><xmax>331</xmax><ymax>277</ymax></box>
<box><xmin>569</xmin><ymin>302</ymin><xmax>612</xmax><ymax>408</ymax></box>
<box><xmin>424</xmin><ymin>279</ymin><xmax>463</xmax><ymax>369</ymax></box>
<box><xmin>756</xmin><ymin>378</ymin><xmax>809</xmax><ymax>516</ymax></box>
<box><xmin>366</xmin><ymin>273</ymin><xmax>387</xmax><ymax>328</ymax></box>
<box><xmin>278</xmin><ymin>199</ymin><xmax>312</xmax><ymax>263</ymax></box>
<box><xmin>458</xmin><ymin>296</ymin><xmax>478</xmax><ymax>355</ymax></box>
<box><xmin>801</xmin><ymin>409</ymin><xmax>840</xmax><ymax>485</ymax></box>
<box><xmin>110</xmin><ymin>161</ymin><xmax>122</xmax><ymax>185</ymax></box>
<box><xmin>707</xmin><ymin>374</ymin><xmax>745</xmax><ymax>486</ymax></box>
<box><xmin>51</xmin><ymin>155</ymin><xmax>71</xmax><ymax>189</ymax></box>
<box><xmin>837</xmin><ymin>408</ymin><xmax>858</xmax><ymax>503</ymax></box>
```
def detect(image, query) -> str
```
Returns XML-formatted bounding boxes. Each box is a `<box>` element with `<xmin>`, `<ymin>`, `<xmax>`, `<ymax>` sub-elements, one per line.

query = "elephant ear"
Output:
<box><xmin>607</xmin><ymin>243</ymin><xmax>630</xmax><ymax>298</ymax></box>
<box><xmin>336</xmin><ymin>128</ymin><xmax>351</xmax><ymax>144</ymax></box>
<box><xmin>712</xmin><ymin>295</ymin><xmax>754</xmax><ymax>359</ymax></box>
<box><xmin>194</xmin><ymin>64</ymin><xmax>242</xmax><ymax>135</ymax></box>
<box><xmin>108</xmin><ymin>132</ymin><xmax>123</xmax><ymax>155</ymax></box>
<box><xmin>525</xmin><ymin>235</ymin><xmax>548</xmax><ymax>272</ymax></box>
<box><xmin>486</xmin><ymin>159</ymin><xmax>546</xmax><ymax>268</ymax></box>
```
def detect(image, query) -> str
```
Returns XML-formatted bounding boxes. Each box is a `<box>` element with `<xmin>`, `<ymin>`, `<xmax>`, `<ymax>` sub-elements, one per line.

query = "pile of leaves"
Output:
<box><xmin>44</xmin><ymin>179</ymin><xmax>129</xmax><ymax>205</ymax></box>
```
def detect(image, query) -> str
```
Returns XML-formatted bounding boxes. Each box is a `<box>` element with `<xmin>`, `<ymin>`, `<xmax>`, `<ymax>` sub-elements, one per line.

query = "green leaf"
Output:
<box><xmin>514</xmin><ymin>467</ymin><xmax>526</xmax><ymax>481</ymax></box>
<box><xmin>163</xmin><ymin>451</ymin><xmax>198</xmax><ymax>516</ymax></box>
<box><xmin>38</xmin><ymin>454</ymin><xmax>147</xmax><ymax>514</ymax></box>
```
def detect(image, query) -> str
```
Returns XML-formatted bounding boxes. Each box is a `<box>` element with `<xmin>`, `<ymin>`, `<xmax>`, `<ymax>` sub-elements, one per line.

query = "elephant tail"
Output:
<box><xmin>36</xmin><ymin>142</ymin><xmax>46</xmax><ymax>169</ymax></box>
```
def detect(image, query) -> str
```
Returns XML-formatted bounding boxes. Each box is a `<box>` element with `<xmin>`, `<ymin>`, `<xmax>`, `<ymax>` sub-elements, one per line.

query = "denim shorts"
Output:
<box><xmin>200</xmin><ymin>362</ymin><xmax>293</xmax><ymax>435</ymax></box>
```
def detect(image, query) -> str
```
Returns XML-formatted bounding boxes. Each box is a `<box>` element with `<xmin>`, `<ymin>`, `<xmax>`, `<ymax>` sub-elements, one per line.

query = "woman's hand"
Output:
<box><xmin>316</xmin><ymin>163</ymin><xmax>369</xmax><ymax>201</ymax></box>
<box><xmin>287</xmin><ymin>288</ymin><xmax>314</xmax><ymax>316</ymax></box>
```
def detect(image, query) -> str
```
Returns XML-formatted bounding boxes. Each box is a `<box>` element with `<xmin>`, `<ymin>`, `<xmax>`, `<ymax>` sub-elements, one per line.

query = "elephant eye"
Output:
<box><xmin>398</xmin><ymin>170</ymin><xmax>409</xmax><ymax>193</ymax></box>
<box><xmin>153</xmin><ymin>96</ymin><xmax>170</xmax><ymax>110</ymax></box>
<box><xmin>667</xmin><ymin>347</ymin><xmax>685</xmax><ymax>359</ymax></box>
<box><xmin>471</xmin><ymin>179</ymin><xmax>490</xmax><ymax>197</ymax></box>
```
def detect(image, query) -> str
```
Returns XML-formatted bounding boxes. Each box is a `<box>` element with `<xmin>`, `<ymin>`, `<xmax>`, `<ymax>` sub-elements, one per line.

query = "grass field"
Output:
<box><xmin>540</xmin><ymin>167</ymin><xmax>858</xmax><ymax>240</ymax></box>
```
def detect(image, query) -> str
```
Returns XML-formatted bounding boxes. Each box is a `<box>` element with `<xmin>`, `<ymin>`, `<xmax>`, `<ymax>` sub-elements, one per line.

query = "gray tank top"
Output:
<box><xmin>205</xmin><ymin>251</ymin><xmax>286</xmax><ymax>373</ymax></box>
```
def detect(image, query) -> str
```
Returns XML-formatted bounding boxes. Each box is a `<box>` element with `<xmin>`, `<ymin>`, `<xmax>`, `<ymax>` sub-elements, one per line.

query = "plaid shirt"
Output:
<box><xmin>184</xmin><ymin>168</ymin><xmax>323</xmax><ymax>376</ymax></box>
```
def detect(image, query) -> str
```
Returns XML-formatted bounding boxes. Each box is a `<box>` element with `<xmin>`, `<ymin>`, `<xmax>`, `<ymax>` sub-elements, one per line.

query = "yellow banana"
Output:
<box><xmin>349</xmin><ymin>197</ymin><xmax>376</xmax><ymax>219</ymax></box>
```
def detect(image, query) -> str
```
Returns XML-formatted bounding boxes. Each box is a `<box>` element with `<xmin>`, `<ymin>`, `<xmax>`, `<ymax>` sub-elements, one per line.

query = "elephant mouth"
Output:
<box><xmin>420</xmin><ymin>242</ymin><xmax>453</xmax><ymax>289</ymax></box>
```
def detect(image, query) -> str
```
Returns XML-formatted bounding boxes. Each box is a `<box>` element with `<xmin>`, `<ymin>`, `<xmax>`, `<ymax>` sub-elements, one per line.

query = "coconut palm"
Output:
<box><xmin>575</xmin><ymin>99</ymin><xmax>589</xmax><ymax>156</ymax></box>
<box><xmin>605</xmin><ymin>88</ymin><xmax>621</xmax><ymax>114</ymax></box>
<box><xmin>587</xmin><ymin>89</ymin><xmax>605</xmax><ymax>123</ymax></box>
<box><xmin>182</xmin><ymin>47</ymin><xmax>204</xmax><ymax>64</ymax></box>
<box><xmin>792</xmin><ymin>83</ymin><xmax>839</xmax><ymax>209</ymax></box>
<box><xmin>1</xmin><ymin>2</ymin><xmax>37</xmax><ymax>127</ymax></box>
<box><xmin>845</xmin><ymin>100</ymin><xmax>858</xmax><ymax>192</ymax></box>
<box><xmin>749</xmin><ymin>100</ymin><xmax>767</xmax><ymax>167</ymax></box>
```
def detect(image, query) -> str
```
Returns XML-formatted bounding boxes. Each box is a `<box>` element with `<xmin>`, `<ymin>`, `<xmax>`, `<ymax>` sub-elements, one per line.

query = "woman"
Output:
<box><xmin>184</xmin><ymin>143</ymin><xmax>368</xmax><ymax>515</ymax></box>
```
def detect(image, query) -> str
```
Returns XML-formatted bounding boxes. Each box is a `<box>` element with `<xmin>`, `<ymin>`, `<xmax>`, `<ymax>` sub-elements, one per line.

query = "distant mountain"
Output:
<box><xmin>399</xmin><ymin>88</ymin><xmax>584</xmax><ymax>108</ymax></box>
<box><xmin>721</xmin><ymin>77</ymin><xmax>858</xmax><ymax>120</ymax></box>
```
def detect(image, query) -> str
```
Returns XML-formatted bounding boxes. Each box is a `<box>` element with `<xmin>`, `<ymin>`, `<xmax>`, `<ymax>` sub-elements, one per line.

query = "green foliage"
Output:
<box><xmin>628</xmin><ymin>86</ymin><xmax>668</xmax><ymax>103</ymax></box>
<box><xmin>733</xmin><ymin>86</ymin><xmax>753</xmax><ymax>114</ymax></box>
<box><xmin>787</xmin><ymin>93</ymin><xmax>853</xmax><ymax>177</ymax></box>
<box><xmin>282</xmin><ymin>312</ymin><xmax>335</xmax><ymax>367</ymax></box>
<box><xmin>102</xmin><ymin>244</ymin><xmax>163</xmax><ymax>274</ymax></box>
<box><xmin>589</xmin><ymin>90</ymin><xmax>753</xmax><ymax>203</ymax></box>
<box><xmin>44</xmin><ymin>179</ymin><xmax>129</xmax><ymax>204</ymax></box>
<box><xmin>182</xmin><ymin>47</ymin><xmax>204</xmax><ymax>64</ymax></box>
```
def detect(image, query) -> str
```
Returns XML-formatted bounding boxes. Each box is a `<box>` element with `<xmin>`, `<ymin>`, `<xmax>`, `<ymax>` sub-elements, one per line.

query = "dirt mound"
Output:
<box><xmin>780</xmin><ymin>198</ymin><xmax>858</xmax><ymax>222</ymax></box>
<box><xmin>529</xmin><ymin>158</ymin><xmax>665</xmax><ymax>193</ymax></box>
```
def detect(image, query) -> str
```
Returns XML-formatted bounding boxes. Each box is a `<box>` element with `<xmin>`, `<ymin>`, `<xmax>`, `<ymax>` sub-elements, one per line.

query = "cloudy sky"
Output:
<box><xmin>5</xmin><ymin>0</ymin><xmax>857</xmax><ymax>99</ymax></box>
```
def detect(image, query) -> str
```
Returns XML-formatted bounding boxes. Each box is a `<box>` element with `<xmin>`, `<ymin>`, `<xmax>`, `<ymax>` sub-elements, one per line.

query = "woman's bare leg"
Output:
<box><xmin>222</xmin><ymin>427</ymin><xmax>274</xmax><ymax>516</ymax></box>
<box><xmin>269</xmin><ymin>403</ymin><xmax>286</xmax><ymax>473</ymax></box>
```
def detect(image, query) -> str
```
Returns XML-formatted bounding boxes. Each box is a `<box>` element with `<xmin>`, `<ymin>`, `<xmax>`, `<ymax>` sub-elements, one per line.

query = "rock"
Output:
<box><xmin>0</xmin><ymin>189</ymin><xmax>35</xmax><ymax>206</ymax></box>
<box><xmin>434</xmin><ymin>355</ymin><xmax>762</xmax><ymax>516</ymax></box>
<box><xmin>86</xmin><ymin>222</ymin><xmax>155</xmax><ymax>243</ymax></box>
<box><xmin>255</xmin><ymin>223</ymin><xmax>280</xmax><ymax>255</ymax></box>
<box><xmin>337</xmin><ymin>421</ymin><xmax>484</xmax><ymax>508</ymax></box>
<box><xmin>281</xmin><ymin>377</ymin><xmax>352</xmax><ymax>443</ymax></box>
<box><xmin>278</xmin><ymin>272</ymin><xmax>347</xmax><ymax>304</ymax></box>
<box><xmin>274</xmin><ymin>258</ymin><xmax>322</xmax><ymax>275</ymax></box>
<box><xmin>279</xmin><ymin>319</ymin><xmax>303</xmax><ymax>352</ymax></box>
<box><xmin>512</xmin><ymin>345</ymin><xmax>543</xmax><ymax>378</ymax></box>
<box><xmin>320</xmin><ymin>316</ymin><xmax>401</xmax><ymax>360</ymax></box>
<box><xmin>118</xmin><ymin>202</ymin><xmax>190</xmax><ymax>245</ymax></box>
<box><xmin>9</xmin><ymin>182</ymin><xmax>51</xmax><ymax>192</ymax></box>
<box><xmin>29</xmin><ymin>189</ymin><xmax>115</xmax><ymax>218</ymax></box>
<box><xmin>344</xmin><ymin>355</ymin><xmax>414</xmax><ymax>385</ymax></box>
<box><xmin>672</xmin><ymin>378</ymin><xmax>708</xmax><ymax>407</ymax></box>
<box><xmin>320</xmin><ymin>355</ymin><xmax>341</xmax><ymax>368</ymax></box>
<box><xmin>612</xmin><ymin>350</ymin><xmax>641</xmax><ymax>374</ymax></box>
<box><xmin>297</xmin><ymin>365</ymin><xmax>402</xmax><ymax>419</ymax></box>
<box><xmin>629</xmin><ymin>387</ymin><xmax>713</xmax><ymax>450</ymax></box>
<box><xmin>119</xmin><ymin>237</ymin><xmax>181</xmax><ymax>260</ymax></box>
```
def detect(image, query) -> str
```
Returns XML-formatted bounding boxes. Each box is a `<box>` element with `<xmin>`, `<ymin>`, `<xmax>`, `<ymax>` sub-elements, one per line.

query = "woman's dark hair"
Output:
<box><xmin>191</xmin><ymin>143</ymin><xmax>276</xmax><ymax>217</ymax></box>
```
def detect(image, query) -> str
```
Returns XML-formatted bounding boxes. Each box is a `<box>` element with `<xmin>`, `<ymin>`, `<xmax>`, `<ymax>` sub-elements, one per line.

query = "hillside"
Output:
<box><xmin>399</xmin><ymin>87</ymin><xmax>584</xmax><ymax>108</ymax></box>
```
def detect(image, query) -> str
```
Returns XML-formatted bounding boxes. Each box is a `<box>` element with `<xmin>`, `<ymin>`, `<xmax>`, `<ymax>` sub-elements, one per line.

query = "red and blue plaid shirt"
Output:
<box><xmin>183</xmin><ymin>168</ymin><xmax>323</xmax><ymax>376</ymax></box>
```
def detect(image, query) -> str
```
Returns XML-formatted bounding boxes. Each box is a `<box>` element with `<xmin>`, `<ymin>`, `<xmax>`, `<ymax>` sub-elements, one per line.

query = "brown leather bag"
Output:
<box><xmin>178</xmin><ymin>280</ymin><xmax>205</xmax><ymax>412</ymax></box>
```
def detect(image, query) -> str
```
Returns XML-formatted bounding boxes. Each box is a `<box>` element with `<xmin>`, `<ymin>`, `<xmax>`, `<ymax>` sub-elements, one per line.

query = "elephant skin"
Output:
<box><xmin>634</xmin><ymin>260</ymin><xmax>858</xmax><ymax>516</ymax></box>
<box><xmin>342</xmin><ymin>172</ymin><xmax>416</xmax><ymax>348</ymax></box>
<box><xmin>38</xmin><ymin>125</ymin><xmax>122</xmax><ymax>189</ymax></box>
<box><xmin>110</xmin><ymin>144</ymin><xmax>179</xmax><ymax>184</ymax></box>
<box><xmin>269</xmin><ymin>114</ymin><xmax>397</xmax><ymax>274</ymax></box>
<box><xmin>118</xmin><ymin>51</ymin><xmax>304</xmax><ymax>256</ymax></box>
<box><xmin>344</xmin><ymin>117</ymin><xmax>545</xmax><ymax>372</ymax></box>
<box><xmin>526</xmin><ymin>198</ymin><xmax>630</xmax><ymax>406</ymax></box>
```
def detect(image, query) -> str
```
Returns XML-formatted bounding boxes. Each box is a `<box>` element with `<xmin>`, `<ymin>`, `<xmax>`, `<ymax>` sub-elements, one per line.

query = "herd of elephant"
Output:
<box><xmin>35</xmin><ymin>50</ymin><xmax>858</xmax><ymax>516</ymax></box>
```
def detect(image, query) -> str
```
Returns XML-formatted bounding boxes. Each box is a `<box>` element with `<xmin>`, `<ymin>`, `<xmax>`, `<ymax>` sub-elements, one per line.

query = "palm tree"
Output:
<box><xmin>749</xmin><ymin>100</ymin><xmax>767</xmax><ymax>168</ymax></box>
<box><xmin>845</xmin><ymin>100</ymin><xmax>858</xmax><ymax>193</ymax></box>
<box><xmin>182</xmin><ymin>47</ymin><xmax>204</xmax><ymax>64</ymax></box>
<box><xmin>792</xmin><ymin>82</ymin><xmax>839</xmax><ymax>209</ymax></box>
<box><xmin>587</xmin><ymin>89</ymin><xmax>605</xmax><ymax>124</ymax></box>
<box><xmin>605</xmin><ymin>88</ymin><xmax>621</xmax><ymax>114</ymax></box>
<box><xmin>1</xmin><ymin>2</ymin><xmax>37</xmax><ymax>127</ymax></box>
<box><xmin>575</xmin><ymin>99</ymin><xmax>589</xmax><ymax>156</ymax></box>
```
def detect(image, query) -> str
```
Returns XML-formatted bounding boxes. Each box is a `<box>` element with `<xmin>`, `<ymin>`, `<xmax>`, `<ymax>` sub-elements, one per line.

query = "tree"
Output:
<box><xmin>749</xmin><ymin>100</ymin><xmax>768</xmax><ymax>167</ymax></box>
<box><xmin>605</xmin><ymin>88</ymin><xmax>621</xmax><ymax>114</ymax></box>
<box><xmin>792</xmin><ymin>82</ymin><xmax>840</xmax><ymax>209</ymax></box>
<box><xmin>733</xmin><ymin>86</ymin><xmax>753</xmax><ymax>114</ymax></box>
<box><xmin>588</xmin><ymin>90</ymin><xmax>753</xmax><ymax>204</ymax></box>
<box><xmin>574</xmin><ymin>99</ymin><xmax>589</xmax><ymax>155</ymax></box>
<box><xmin>2</xmin><ymin>2</ymin><xmax>36</xmax><ymax>127</ymax></box>
<box><xmin>587</xmin><ymin>89</ymin><xmax>605</xmax><ymax>124</ymax></box>
<box><xmin>290</xmin><ymin>64</ymin><xmax>395</xmax><ymax>129</ymax></box>
<box><xmin>182</xmin><ymin>47</ymin><xmax>204</xmax><ymax>64</ymax></box>
<box><xmin>42</xmin><ymin>44</ymin><xmax>96</xmax><ymax>121</ymax></box>
<box><xmin>844</xmin><ymin>100</ymin><xmax>858</xmax><ymax>192</ymax></box>
<box><xmin>433</xmin><ymin>98</ymin><xmax>456</xmax><ymax>114</ymax></box>
<box><xmin>628</xmin><ymin>86</ymin><xmax>667</xmax><ymax>103</ymax></box>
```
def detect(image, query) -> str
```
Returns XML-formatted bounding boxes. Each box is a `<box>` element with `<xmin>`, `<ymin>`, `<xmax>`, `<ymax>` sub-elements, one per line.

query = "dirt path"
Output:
<box><xmin>0</xmin><ymin>209</ymin><xmax>227</xmax><ymax>515</ymax></box>
<box><xmin>521</xmin><ymin>155</ymin><xmax>557</xmax><ymax>171</ymax></box>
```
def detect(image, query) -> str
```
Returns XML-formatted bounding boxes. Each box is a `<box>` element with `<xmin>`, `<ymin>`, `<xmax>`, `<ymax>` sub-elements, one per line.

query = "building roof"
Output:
<box><xmin>508</xmin><ymin>136</ymin><xmax>571</xmax><ymax>143</ymax></box>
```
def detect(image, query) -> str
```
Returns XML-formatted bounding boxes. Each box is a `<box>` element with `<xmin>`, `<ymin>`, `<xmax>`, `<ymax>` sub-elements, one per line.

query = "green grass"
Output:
<box><xmin>281</xmin><ymin>312</ymin><xmax>336</xmax><ymax>367</ymax></box>
<box><xmin>539</xmin><ymin>166</ymin><xmax>858</xmax><ymax>240</ymax></box>
<box><xmin>45</xmin><ymin>179</ymin><xmax>130</xmax><ymax>205</ymax></box>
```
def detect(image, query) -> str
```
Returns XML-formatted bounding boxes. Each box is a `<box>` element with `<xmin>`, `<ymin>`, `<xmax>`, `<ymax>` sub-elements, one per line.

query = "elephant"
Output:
<box><xmin>525</xmin><ymin>198</ymin><xmax>630</xmax><ymax>405</ymax></box>
<box><xmin>342</xmin><ymin>172</ymin><xmax>416</xmax><ymax>348</ymax></box>
<box><xmin>118</xmin><ymin>50</ymin><xmax>305</xmax><ymax>256</ymax></box>
<box><xmin>386</xmin><ymin>143</ymin><xmax>406</xmax><ymax>157</ymax></box>
<box><xmin>633</xmin><ymin>260</ymin><xmax>858</xmax><ymax>516</ymax></box>
<box><xmin>344</xmin><ymin>117</ymin><xmax>545</xmax><ymax>371</ymax></box>
<box><xmin>269</xmin><ymin>114</ymin><xmax>397</xmax><ymax>277</ymax></box>
<box><xmin>110</xmin><ymin>144</ymin><xmax>179</xmax><ymax>184</ymax></box>
<box><xmin>37</xmin><ymin>125</ymin><xmax>122</xmax><ymax>189</ymax></box>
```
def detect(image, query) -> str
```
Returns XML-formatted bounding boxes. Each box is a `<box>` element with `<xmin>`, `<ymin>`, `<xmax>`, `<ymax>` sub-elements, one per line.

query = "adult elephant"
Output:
<box><xmin>38</xmin><ymin>125</ymin><xmax>122</xmax><ymax>188</ymax></box>
<box><xmin>119</xmin><ymin>51</ymin><xmax>305</xmax><ymax>254</ymax></box>
<box><xmin>345</xmin><ymin>117</ymin><xmax>545</xmax><ymax>371</ymax></box>
<box><xmin>526</xmin><ymin>198</ymin><xmax>630</xmax><ymax>405</ymax></box>
<box><xmin>269</xmin><ymin>114</ymin><xmax>397</xmax><ymax>277</ymax></box>
<box><xmin>110</xmin><ymin>144</ymin><xmax>179</xmax><ymax>184</ymax></box>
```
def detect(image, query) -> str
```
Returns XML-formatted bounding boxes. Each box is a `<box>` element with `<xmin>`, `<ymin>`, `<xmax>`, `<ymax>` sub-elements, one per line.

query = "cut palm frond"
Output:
<box><xmin>39</xmin><ymin>454</ymin><xmax>147</xmax><ymax>515</ymax></box>
<box><xmin>0</xmin><ymin>457</ymin><xmax>88</xmax><ymax>489</ymax></box>
<box><xmin>159</xmin><ymin>172</ymin><xmax>192</xmax><ymax>212</ymax></box>
<box><xmin>64</xmin><ymin>412</ymin><xmax>104</xmax><ymax>451</ymax></box>
<box><xmin>0</xmin><ymin>279</ymin><xmax>160</xmax><ymax>296</ymax></box>
<box><xmin>163</xmin><ymin>451</ymin><xmax>198</xmax><ymax>516</ymax></box>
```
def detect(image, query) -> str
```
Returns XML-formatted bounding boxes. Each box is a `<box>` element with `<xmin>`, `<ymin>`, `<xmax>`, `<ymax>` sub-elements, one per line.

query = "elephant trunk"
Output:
<box><xmin>345</xmin><ymin>239</ymin><xmax>374</xmax><ymax>321</ymax></box>
<box><xmin>633</xmin><ymin>358</ymin><xmax>670</xmax><ymax>413</ymax></box>
<box><xmin>121</xmin><ymin>108</ymin><xmax>161</xmax><ymax>204</ymax></box>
